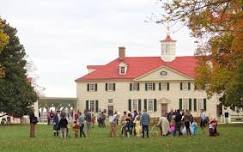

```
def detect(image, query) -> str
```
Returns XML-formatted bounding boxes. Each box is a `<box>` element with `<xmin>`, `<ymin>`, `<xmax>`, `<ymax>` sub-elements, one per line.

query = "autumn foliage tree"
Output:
<box><xmin>159</xmin><ymin>0</ymin><xmax>243</xmax><ymax>107</ymax></box>
<box><xmin>0</xmin><ymin>20</ymin><xmax>9</xmax><ymax>78</ymax></box>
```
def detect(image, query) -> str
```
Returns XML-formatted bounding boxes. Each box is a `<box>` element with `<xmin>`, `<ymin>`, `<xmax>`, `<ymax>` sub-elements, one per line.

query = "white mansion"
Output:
<box><xmin>75</xmin><ymin>34</ymin><xmax>222</xmax><ymax>119</ymax></box>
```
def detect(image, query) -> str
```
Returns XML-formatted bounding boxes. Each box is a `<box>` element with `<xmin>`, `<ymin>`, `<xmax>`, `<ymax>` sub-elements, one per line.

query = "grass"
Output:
<box><xmin>0</xmin><ymin>124</ymin><xmax>242</xmax><ymax>152</ymax></box>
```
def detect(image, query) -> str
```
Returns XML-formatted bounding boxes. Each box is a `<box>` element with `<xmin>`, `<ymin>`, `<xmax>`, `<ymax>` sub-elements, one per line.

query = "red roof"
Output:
<box><xmin>75</xmin><ymin>56</ymin><xmax>198</xmax><ymax>81</ymax></box>
<box><xmin>161</xmin><ymin>35</ymin><xmax>176</xmax><ymax>42</ymax></box>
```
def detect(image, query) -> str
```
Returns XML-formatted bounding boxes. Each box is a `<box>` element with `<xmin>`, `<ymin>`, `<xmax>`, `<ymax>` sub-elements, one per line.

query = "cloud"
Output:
<box><xmin>0</xmin><ymin>0</ymin><xmax>196</xmax><ymax>97</ymax></box>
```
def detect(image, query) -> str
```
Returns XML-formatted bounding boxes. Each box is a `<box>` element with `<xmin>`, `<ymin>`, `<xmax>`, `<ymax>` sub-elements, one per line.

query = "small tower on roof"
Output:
<box><xmin>160</xmin><ymin>26</ymin><xmax>176</xmax><ymax>62</ymax></box>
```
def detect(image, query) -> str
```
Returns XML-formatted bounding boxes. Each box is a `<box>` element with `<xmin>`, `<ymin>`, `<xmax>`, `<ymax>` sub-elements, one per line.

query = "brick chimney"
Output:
<box><xmin>118</xmin><ymin>47</ymin><xmax>126</xmax><ymax>61</ymax></box>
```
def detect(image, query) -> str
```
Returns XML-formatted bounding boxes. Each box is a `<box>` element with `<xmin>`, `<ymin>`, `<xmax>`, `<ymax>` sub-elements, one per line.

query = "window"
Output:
<box><xmin>160</xmin><ymin>71</ymin><xmax>168</xmax><ymax>76</ymax></box>
<box><xmin>180</xmin><ymin>82</ymin><xmax>191</xmax><ymax>91</ymax></box>
<box><xmin>132</xmin><ymin>99</ymin><xmax>138</xmax><ymax>111</ymax></box>
<box><xmin>198</xmin><ymin>98</ymin><xmax>207</xmax><ymax>111</ymax></box>
<box><xmin>145</xmin><ymin>82</ymin><xmax>155</xmax><ymax>91</ymax></box>
<box><xmin>148</xmin><ymin>99</ymin><xmax>154</xmax><ymax>112</ymax></box>
<box><xmin>198</xmin><ymin>98</ymin><xmax>204</xmax><ymax>110</ymax></box>
<box><xmin>108</xmin><ymin>99</ymin><xmax>113</xmax><ymax>104</ymax></box>
<box><xmin>165</xmin><ymin>44</ymin><xmax>169</xmax><ymax>54</ymax></box>
<box><xmin>120</xmin><ymin>66</ymin><xmax>126</xmax><ymax>74</ymax></box>
<box><xmin>87</xmin><ymin>83</ymin><xmax>97</xmax><ymax>92</ymax></box>
<box><xmin>119</xmin><ymin>62</ymin><xmax>127</xmax><ymax>75</ymax></box>
<box><xmin>147</xmin><ymin>99</ymin><xmax>157</xmax><ymax>112</ymax></box>
<box><xmin>105</xmin><ymin>83</ymin><xmax>115</xmax><ymax>91</ymax></box>
<box><xmin>130</xmin><ymin>83</ymin><xmax>140</xmax><ymax>91</ymax></box>
<box><xmin>159</xmin><ymin>82</ymin><xmax>169</xmax><ymax>91</ymax></box>
<box><xmin>179</xmin><ymin>98</ymin><xmax>192</xmax><ymax>110</ymax></box>
<box><xmin>128</xmin><ymin>99</ymin><xmax>141</xmax><ymax>112</ymax></box>
<box><xmin>85</xmin><ymin>100</ymin><xmax>99</xmax><ymax>112</ymax></box>
<box><xmin>90</xmin><ymin>100</ymin><xmax>95</xmax><ymax>112</ymax></box>
<box><xmin>182</xmin><ymin>98</ymin><xmax>189</xmax><ymax>110</ymax></box>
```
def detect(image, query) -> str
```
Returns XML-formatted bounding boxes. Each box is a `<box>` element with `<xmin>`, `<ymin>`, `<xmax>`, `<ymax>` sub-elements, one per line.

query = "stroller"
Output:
<box><xmin>209</xmin><ymin>119</ymin><xmax>219</xmax><ymax>136</ymax></box>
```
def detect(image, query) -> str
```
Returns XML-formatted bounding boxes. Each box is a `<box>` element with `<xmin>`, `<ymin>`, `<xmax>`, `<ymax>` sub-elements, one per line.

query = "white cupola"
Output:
<box><xmin>160</xmin><ymin>27</ymin><xmax>176</xmax><ymax>62</ymax></box>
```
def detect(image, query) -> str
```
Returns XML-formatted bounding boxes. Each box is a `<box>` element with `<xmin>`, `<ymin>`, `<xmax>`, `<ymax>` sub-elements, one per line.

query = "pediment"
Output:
<box><xmin>158</xmin><ymin>97</ymin><xmax>171</xmax><ymax>103</ymax></box>
<box><xmin>134</xmin><ymin>66</ymin><xmax>193</xmax><ymax>81</ymax></box>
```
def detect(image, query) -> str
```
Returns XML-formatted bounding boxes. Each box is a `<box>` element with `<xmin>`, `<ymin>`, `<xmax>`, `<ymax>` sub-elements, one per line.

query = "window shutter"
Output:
<box><xmin>137</xmin><ymin>83</ymin><xmax>140</xmax><ymax>91</ymax></box>
<box><xmin>138</xmin><ymin>99</ymin><xmax>141</xmax><ymax>112</ymax></box>
<box><xmin>128</xmin><ymin>99</ymin><xmax>131</xmax><ymax>111</ymax></box>
<box><xmin>87</xmin><ymin>84</ymin><xmax>90</xmax><ymax>91</ymax></box>
<box><xmin>194</xmin><ymin>99</ymin><xmax>197</xmax><ymax>112</ymax></box>
<box><xmin>188</xmin><ymin>82</ymin><xmax>191</xmax><ymax>90</ymax></box>
<box><xmin>189</xmin><ymin>98</ymin><xmax>192</xmax><ymax>111</ymax></box>
<box><xmin>159</xmin><ymin>83</ymin><xmax>161</xmax><ymax>90</ymax></box>
<box><xmin>95</xmin><ymin>84</ymin><xmax>97</xmax><ymax>91</ymax></box>
<box><xmin>86</xmin><ymin>100</ymin><xmax>89</xmax><ymax>111</ymax></box>
<box><xmin>113</xmin><ymin>83</ymin><xmax>116</xmax><ymax>91</ymax></box>
<box><xmin>167</xmin><ymin>82</ymin><xmax>170</xmax><ymax>91</ymax></box>
<box><xmin>154</xmin><ymin>99</ymin><xmax>157</xmax><ymax>112</ymax></box>
<box><xmin>95</xmin><ymin>100</ymin><xmax>99</xmax><ymax>113</ymax></box>
<box><xmin>203</xmin><ymin>98</ymin><xmax>207</xmax><ymax>111</ymax></box>
<box><xmin>129</xmin><ymin>83</ymin><xmax>132</xmax><ymax>91</ymax></box>
<box><xmin>180</xmin><ymin>82</ymin><xmax>182</xmax><ymax>90</ymax></box>
<box><xmin>153</xmin><ymin>83</ymin><xmax>155</xmax><ymax>90</ymax></box>
<box><xmin>194</xmin><ymin>84</ymin><xmax>197</xmax><ymax>90</ymax></box>
<box><xmin>145</xmin><ymin>83</ymin><xmax>148</xmax><ymax>91</ymax></box>
<box><xmin>144</xmin><ymin>99</ymin><xmax>147</xmax><ymax>110</ymax></box>
<box><xmin>105</xmin><ymin>83</ymin><xmax>108</xmax><ymax>91</ymax></box>
<box><xmin>179</xmin><ymin>98</ymin><xmax>182</xmax><ymax>110</ymax></box>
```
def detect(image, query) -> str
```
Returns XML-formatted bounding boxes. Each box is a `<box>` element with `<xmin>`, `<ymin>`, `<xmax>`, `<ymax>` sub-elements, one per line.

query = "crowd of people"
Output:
<box><xmin>29</xmin><ymin>108</ymin><xmax>219</xmax><ymax>139</ymax></box>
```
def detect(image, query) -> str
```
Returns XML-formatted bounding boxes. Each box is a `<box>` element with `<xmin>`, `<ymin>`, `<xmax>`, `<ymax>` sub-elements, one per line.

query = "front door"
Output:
<box><xmin>161</xmin><ymin>104</ymin><xmax>168</xmax><ymax>116</ymax></box>
<box><xmin>108</xmin><ymin>105</ymin><xmax>114</xmax><ymax>116</ymax></box>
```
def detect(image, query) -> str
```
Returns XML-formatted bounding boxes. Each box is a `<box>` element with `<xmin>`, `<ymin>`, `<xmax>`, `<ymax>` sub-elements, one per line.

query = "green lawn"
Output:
<box><xmin>0</xmin><ymin>124</ymin><xmax>242</xmax><ymax>152</ymax></box>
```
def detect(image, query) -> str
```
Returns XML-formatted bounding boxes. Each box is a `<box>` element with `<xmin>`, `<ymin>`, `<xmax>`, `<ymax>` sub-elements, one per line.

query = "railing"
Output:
<box><xmin>231</xmin><ymin>115</ymin><xmax>243</xmax><ymax>123</ymax></box>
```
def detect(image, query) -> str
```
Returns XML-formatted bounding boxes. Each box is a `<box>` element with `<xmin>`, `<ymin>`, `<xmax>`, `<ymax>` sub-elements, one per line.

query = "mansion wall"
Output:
<box><xmin>76</xmin><ymin>80</ymin><xmax>218</xmax><ymax>118</ymax></box>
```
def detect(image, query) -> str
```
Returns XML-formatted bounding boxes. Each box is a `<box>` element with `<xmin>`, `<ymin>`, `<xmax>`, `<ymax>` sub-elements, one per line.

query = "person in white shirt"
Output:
<box><xmin>109</xmin><ymin>112</ymin><xmax>119</xmax><ymax>137</ymax></box>
<box><xmin>200</xmin><ymin>110</ymin><xmax>207</xmax><ymax>128</ymax></box>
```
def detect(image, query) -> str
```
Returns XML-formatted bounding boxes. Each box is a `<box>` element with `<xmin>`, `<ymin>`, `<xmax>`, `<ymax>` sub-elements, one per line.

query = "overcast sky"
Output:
<box><xmin>0</xmin><ymin>0</ymin><xmax>196</xmax><ymax>97</ymax></box>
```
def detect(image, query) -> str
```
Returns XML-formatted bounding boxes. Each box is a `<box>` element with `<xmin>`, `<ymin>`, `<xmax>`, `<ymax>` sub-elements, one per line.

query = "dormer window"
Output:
<box><xmin>119</xmin><ymin>62</ymin><xmax>127</xmax><ymax>75</ymax></box>
<box><xmin>120</xmin><ymin>66</ymin><xmax>126</xmax><ymax>74</ymax></box>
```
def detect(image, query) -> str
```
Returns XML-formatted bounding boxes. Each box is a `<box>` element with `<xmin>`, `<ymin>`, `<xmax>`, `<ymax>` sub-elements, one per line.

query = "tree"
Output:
<box><xmin>0</xmin><ymin>19</ymin><xmax>9</xmax><ymax>78</ymax></box>
<box><xmin>221</xmin><ymin>60</ymin><xmax>243</xmax><ymax>107</ymax></box>
<box><xmin>159</xmin><ymin>0</ymin><xmax>243</xmax><ymax>107</ymax></box>
<box><xmin>0</xmin><ymin>18</ymin><xmax>37</xmax><ymax>117</ymax></box>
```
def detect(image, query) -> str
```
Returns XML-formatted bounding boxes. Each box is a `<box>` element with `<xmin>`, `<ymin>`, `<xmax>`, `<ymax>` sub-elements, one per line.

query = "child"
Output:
<box><xmin>169</xmin><ymin>119</ymin><xmax>176</xmax><ymax>136</ymax></box>
<box><xmin>72</xmin><ymin>121</ymin><xmax>79</xmax><ymax>138</ymax></box>
<box><xmin>191</xmin><ymin>120</ymin><xmax>197</xmax><ymax>135</ymax></box>
<box><xmin>91</xmin><ymin>114</ymin><xmax>96</xmax><ymax>128</ymax></box>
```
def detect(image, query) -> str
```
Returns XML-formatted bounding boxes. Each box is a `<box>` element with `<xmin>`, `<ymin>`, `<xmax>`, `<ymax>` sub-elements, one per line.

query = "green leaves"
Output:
<box><xmin>0</xmin><ymin>18</ymin><xmax>37</xmax><ymax>117</ymax></box>
<box><xmin>224</xmin><ymin>60</ymin><xmax>243</xmax><ymax>107</ymax></box>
